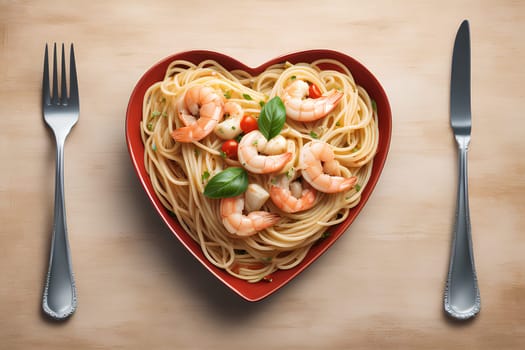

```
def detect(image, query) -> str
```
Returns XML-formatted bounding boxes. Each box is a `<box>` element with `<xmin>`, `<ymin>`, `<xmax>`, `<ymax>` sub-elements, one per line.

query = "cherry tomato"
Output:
<box><xmin>221</xmin><ymin>139</ymin><xmax>238</xmax><ymax>159</ymax></box>
<box><xmin>240</xmin><ymin>115</ymin><xmax>258</xmax><ymax>133</ymax></box>
<box><xmin>308</xmin><ymin>83</ymin><xmax>322</xmax><ymax>99</ymax></box>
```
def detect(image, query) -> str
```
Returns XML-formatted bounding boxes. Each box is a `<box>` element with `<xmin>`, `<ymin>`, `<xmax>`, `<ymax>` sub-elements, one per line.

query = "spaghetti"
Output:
<box><xmin>141</xmin><ymin>58</ymin><xmax>378</xmax><ymax>282</ymax></box>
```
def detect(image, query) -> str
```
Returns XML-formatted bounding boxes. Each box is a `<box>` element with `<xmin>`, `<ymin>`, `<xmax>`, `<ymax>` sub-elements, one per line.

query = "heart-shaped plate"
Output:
<box><xmin>126</xmin><ymin>50</ymin><xmax>392</xmax><ymax>301</ymax></box>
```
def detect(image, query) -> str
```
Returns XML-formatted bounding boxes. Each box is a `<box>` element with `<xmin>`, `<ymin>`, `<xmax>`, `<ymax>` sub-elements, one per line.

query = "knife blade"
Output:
<box><xmin>450</xmin><ymin>20</ymin><xmax>472</xmax><ymax>136</ymax></box>
<box><xmin>444</xmin><ymin>19</ymin><xmax>481</xmax><ymax>320</ymax></box>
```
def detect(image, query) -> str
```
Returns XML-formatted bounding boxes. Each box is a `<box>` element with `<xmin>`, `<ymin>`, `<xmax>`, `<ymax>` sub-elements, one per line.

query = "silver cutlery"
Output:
<box><xmin>444</xmin><ymin>20</ymin><xmax>481</xmax><ymax>320</ymax></box>
<box><xmin>41</xmin><ymin>43</ymin><xmax>79</xmax><ymax>320</ymax></box>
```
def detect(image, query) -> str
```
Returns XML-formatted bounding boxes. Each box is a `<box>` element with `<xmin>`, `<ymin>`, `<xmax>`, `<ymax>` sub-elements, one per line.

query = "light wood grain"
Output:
<box><xmin>1</xmin><ymin>0</ymin><xmax>524</xmax><ymax>349</ymax></box>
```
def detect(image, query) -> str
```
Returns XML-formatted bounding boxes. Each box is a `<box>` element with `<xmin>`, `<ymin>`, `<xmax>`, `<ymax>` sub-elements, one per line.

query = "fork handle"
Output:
<box><xmin>42</xmin><ymin>134</ymin><xmax>77</xmax><ymax>320</ymax></box>
<box><xmin>444</xmin><ymin>136</ymin><xmax>480</xmax><ymax>319</ymax></box>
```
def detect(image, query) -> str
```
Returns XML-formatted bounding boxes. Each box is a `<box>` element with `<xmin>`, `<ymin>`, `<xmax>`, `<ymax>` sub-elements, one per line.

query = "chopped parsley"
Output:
<box><xmin>152</xmin><ymin>142</ymin><xmax>157</xmax><ymax>151</ymax></box>
<box><xmin>309</xmin><ymin>131</ymin><xmax>319</xmax><ymax>139</ymax></box>
<box><xmin>290</xmin><ymin>75</ymin><xmax>296</xmax><ymax>80</ymax></box>
<box><xmin>242</xmin><ymin>93</ymin><xmax>253</xmax><ymax>100</ymax></box>
<box><xmin>286</xmin><ymin>167</ymin><xmax>294</xmax><ymax>179</ymax></box>
<box><xmin>201</xmin><ymin>171</ymin><xmax>210</xmax><ymax>182</ymax></box>
<box><xmin>355</xmin><ymin>184</ymin><xmax>361</xmax><ymax>192</ymax></box>
<box><xmin>151</xmin><ymin>111</ymin><xmax>161</xmax><ymax>118</ymax></box>
<box><xmin>147</xmin><ymin>122</ymin><xmax>153</xmax><ymax>131</ymax></box>
<box><xmin>224</xmin><ymin>90</ymin><xmax>232</xmax><ymax>99</ymax></box>
<box><xmin>371</xmin><ymin>99</ymin><xmax>377</xmax><ymax>113</ymax></box>
<box><xmin>259</xmin><ymin>100</ymin><xmax>265</xmax><ymax>107</ymax></box>
<box><xmin>321</xmin><ymin>231</ymin><xmax>331</xmax><ymax>239</ymax></box>
<box><xmin>220</xmin><ymin>151</ymin><xmax>227</xmax><ymax>159</ymax></box>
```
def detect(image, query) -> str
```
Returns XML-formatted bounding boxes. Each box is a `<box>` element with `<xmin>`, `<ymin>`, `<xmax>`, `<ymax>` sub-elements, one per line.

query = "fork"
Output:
<box><xmin>41</xmin><ymin>43</ymin><xmax>79</xmax><ymax>320</ymax></box>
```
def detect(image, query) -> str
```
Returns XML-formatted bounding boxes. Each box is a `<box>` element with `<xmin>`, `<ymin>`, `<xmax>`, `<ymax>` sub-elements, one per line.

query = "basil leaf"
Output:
<box><xmin>203</xmin><ymin>167</ymin><xmax>248</xmax><ymax>199</ymax></box>
<box><xmin>258</xmin><ymin>96</ymin><xmax>286</xmax><ymax>140</ymax></box>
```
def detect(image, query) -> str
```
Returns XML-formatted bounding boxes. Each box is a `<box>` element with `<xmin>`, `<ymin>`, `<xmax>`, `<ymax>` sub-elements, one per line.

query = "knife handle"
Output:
<box><xmin>444</xmin><ymin>136</ymin><xmax>480</xmax><ymax>320</ymax></box>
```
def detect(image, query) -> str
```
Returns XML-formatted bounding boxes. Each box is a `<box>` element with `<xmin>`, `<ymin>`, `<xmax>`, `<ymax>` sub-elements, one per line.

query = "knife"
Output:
<box><xmin>444</xmin><ymin>19</ymin><xmax>481</xmax><ymax>320</ymax></box>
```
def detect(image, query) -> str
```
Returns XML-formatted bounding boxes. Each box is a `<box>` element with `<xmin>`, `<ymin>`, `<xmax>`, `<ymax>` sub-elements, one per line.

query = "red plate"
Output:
<box><xmin>126</xmin><ymin>50</ymin><xmax>392</xmax><ymax>301</ymax></box>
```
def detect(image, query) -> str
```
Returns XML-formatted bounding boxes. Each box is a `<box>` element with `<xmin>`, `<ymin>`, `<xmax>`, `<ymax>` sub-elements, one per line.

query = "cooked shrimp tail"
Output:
<box><xmin>270</xmin><ymin>174</ymin><xmax>317</xmax><ymax>213</ymax></box>
<box><xmin>220</xmin><ymin>195</ymin><xmax>280</xmax><ymax>236</ymax></box>
<box><xmin>300</xmin><ymin>141</ymin><xmax>357</xmax><ymax>193</ymax></box>
<box><xmin>282</xmin><ymin>80</ymin><xmax>343</xmax><ymax>122</ymax></box>
<box><xmin>172</xmin><ymin>86</ymin><xmax>224</xmax><ymax>142</ymax></box>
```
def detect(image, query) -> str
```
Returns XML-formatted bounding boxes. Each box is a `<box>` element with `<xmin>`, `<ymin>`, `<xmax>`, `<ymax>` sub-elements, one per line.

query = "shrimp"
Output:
<box><xmin>238</xmin><ymin>130</ymin><xmax>292</xmax><ymax>174</ymax></box>
<box><xmin>300</xmin><ymin>141</ymin><xmax>357</xmax><ymax>193</ymax></box>
<box><xmin>171</xmin><ymin>86</ymin><xmax>224</xmax><ymax>142</ymax></box>
<box><xmin>281</xmin><ymin>79</ymin><xmax>343</xmax><ymax>122</ymax></box>
<box><xmin>220</xmin><ymin>195</ymin><xmax>280</xmax><ymax>236</ymax></box>
<box><xmin>270</xmin><ymin>173</ymin><xmax>317</xmax><ymax>213</ymax></box>
<box><xmin>214</xmin><ymin>101</ymin><xmax>243</xmax><ymax>140</ymax></box>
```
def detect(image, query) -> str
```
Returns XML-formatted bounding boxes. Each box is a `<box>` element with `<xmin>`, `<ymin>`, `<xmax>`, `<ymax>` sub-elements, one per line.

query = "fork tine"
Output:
<box><xmin>68</xmin><ymin>44</ymin><xmax>79</xmax><ymax>108</ymax></box>
<box><xmin>42</xmin><ymin>44</ymin><xmax>50</xmax><ymax>106</ymax></box>
<box><xmin>60</xmin><ymin>43</ymin><xmax>68</xmax><ymax>104</ymax></box>
<box><xmin>51</xmin><ymin>43</ymin><xmax>59</xmax><ymax>105</ymax></box>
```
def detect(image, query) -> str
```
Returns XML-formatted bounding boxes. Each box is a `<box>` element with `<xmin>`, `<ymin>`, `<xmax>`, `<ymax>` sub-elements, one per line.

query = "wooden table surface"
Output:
<box><xmin>1</xmin><ymin>0</ymin><xmax>524</xmax><ymax>349</ymax></box>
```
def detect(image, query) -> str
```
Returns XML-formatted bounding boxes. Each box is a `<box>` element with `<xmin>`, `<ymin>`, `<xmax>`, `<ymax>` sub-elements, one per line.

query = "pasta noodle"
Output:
<box><xmin>141</xmin><ymin>58</ymin><xmax>379</xmax><ymax>282</ymax></box>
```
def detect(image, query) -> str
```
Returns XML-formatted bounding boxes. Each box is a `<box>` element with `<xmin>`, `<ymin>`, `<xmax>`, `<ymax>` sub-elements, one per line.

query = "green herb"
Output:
<box><xmin>270</xmin><ymin>178</ymin><xmax>277</xmax><ymax>185</ymax></box>
<box><xmin>147</xmin><ymin>122</ymin><xmax>153</xmax><ymax>131</ymax></box>
<box><xmin>290</xmin><ymin>75</ymin><xmax>296</xmax><ymax>80</ymax></box>
<box><xmin>286</xmin><ymin>167</ymin><xmax>294</xmax><ymax>179</ymax></box>
<box><xmin>242</xmin><ymin>93</ymin><xmax>253</xmax><ymax>100</ymax></box>
<box><xmin>371</xmin><ymin>99</ymin><xmax>377</xmax><ymax>113</ymax></box>
<box><xmin>355</xmin><ymin>184</ymin><xmax>361</xmax><ymax>192</ymax></box>
<box><xmin>151</xmin><ymin>111</ymin><xmax>161</xmax><ymax>118</ymax></box>
<box><xmin>203</xmin><ymin>167</ymin><xmax>248</xmax><ymax>199</ymax></box>
<box><xmin>220</xmin><ymin>151</ymin><xmax>227</xmax><ymax>159</ymax></box>
<box><xmin>261</xmin><ymin>256</ymin><xmax>273</xmax><ymax>263</ymax></box>
<box><xmin>259</xmin><ymin>101</ymin><xmax>265</xmax><ymax>107</ymax></box>
<box><xmin>201</xmin><ymin>170</ymin><xmax>210</xmax><ymax>182</ymax></box>
<box><xmin>194</xmin><ymin>148</ymin><xmax>200</xmax><ymax>156</ymax></box>
<box><xmin>252</xmin><ymin>140</ymin><xmax>258</xmax><ymax>146</ymax></box>
<box><xmin>321</xmin><ymin>231</ymin><xmax>331</xmax><ymax>239</ymax></box>
<box><xmin>224</xmin><ymin>90</ymin><xmax>232</xmax><ymax>99</ymax></box>
<box><xmin>235</xmin><ymin>133</ymin><xmax>244</xmax><ymax>143</ymax></box>
<box><xmin>309</xmin><ymin>131</ymin><xmax>319</xmax><ymax>139</ymax></box>
<box><xmin>335</xmin><ymin>121</ymin><xmax>341</xmax><ymax>127</ymax></box>
<box><xmin>152</xmin><ymin>142</ymin><xmax>157</xmax><ymax>151</ymax></box>
<box><xmin>258</xmin><ymin>96</ymin><xmax>286</xmax><ymax>140</ymax></box>
<box><xmin>231</xmin><ymin>126</ymin><xmax>236</xmax><ymax>130</ymax></box>
<box><xmin>162</xmin><ymin>111</ymin><xmax>168</xmax><ymax>117</ymax></box>
<box><xmin>352</xmin><ymin>146</ymin><xmax>360</xmax><ymax>152</ymax></box>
